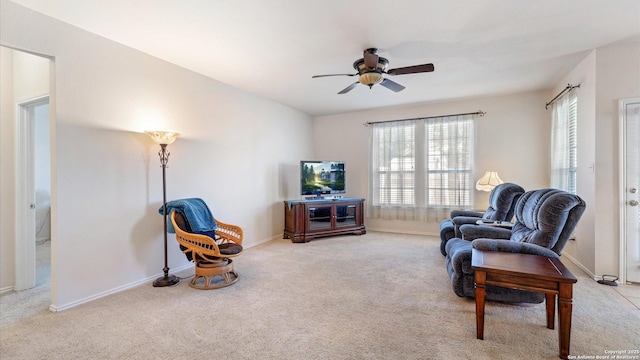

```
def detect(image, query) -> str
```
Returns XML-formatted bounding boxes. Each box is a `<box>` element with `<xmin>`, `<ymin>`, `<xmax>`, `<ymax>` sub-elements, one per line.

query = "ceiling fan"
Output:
<box><xmin>312</xmin><ymin>48</ymin><xmax>434</xmax><ymax>94</ymax></box>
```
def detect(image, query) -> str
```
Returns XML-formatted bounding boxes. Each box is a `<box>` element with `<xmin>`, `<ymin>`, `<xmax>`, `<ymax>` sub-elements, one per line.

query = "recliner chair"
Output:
<box><xmin>439</xmin><ymin>182</ymin><xmax>525</xmax><ymax>256</ymax></box>
<box><xmin>444</xmin><ymin>188</ymin><xmax>586</xmax><ymax>303</ymax></box>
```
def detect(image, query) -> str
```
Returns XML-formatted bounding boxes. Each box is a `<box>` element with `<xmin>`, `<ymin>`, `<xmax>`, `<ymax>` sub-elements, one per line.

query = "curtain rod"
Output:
<box><xmin>363</xmin><ymin>110</ymin><xmax>485</xmax><ymax>126</ymax></box>
<box><xmin>545</xmin><ymin>83</ymin><xmax>580</xmax><ymax>110</ymax></box>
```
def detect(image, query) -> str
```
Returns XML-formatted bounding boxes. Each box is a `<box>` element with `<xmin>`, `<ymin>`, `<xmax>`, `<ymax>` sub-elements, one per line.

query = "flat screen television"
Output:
<box><xmin>300</xmin><ymin>160</ymin><xmax>346</xmax><ymax>197</ymax></box>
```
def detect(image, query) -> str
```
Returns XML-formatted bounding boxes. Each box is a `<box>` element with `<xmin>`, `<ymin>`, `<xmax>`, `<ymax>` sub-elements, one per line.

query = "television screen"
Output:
<box><xmin>300</xmin><ymin>160</ymin><xmax>346</xmax><ymax>196</ymax></box>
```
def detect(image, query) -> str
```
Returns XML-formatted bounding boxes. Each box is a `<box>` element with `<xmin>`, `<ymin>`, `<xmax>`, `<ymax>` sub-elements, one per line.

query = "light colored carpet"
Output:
<box><xmin>0</xmin><ymin>241</ymin><xmax>51</xmax><ymax>326</ymax></box>
<box><xmin>1</xmin><ymin>233</ymin><xmax>638</xmax><ymax>359</ymax></box>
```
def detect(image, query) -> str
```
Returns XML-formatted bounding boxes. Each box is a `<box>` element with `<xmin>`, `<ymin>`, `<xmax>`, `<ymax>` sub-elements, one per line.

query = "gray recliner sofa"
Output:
<box><xmin>439</xmin><ymin>182</ymin><xmax>525</xmax><ymax>256</ymax></box>
<box><xmin>444</xmin><ymin>188</ymin><xmax>586</xmax><ymax>303</ymax></box>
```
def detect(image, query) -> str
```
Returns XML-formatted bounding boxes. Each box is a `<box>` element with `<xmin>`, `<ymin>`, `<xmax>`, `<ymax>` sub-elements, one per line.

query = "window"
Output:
<box><xmin>368</xmin><ymin>115</ymin><xmax>474</xmax><ymax>221</ymax></box>
<box><xmin>425</xmin><ymin>117</ymin><xmax>474</xmax><ymax>208</ymax></box>
<box><xmin>551</xmin><ymin>92</ymin><xmax>577</xmax><ymax>193</ymax></box>
<box><xmin>370</xmin><ymin>120</ymin><xmax>416</xmax><ymax>206</ymax></box>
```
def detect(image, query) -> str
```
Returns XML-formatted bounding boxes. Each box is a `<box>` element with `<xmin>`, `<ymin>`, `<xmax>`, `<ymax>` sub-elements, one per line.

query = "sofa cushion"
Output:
<box><xmin>471</xmin><ymin>239</ymin><xmax>560</xmax><ymax>259</ymax></box>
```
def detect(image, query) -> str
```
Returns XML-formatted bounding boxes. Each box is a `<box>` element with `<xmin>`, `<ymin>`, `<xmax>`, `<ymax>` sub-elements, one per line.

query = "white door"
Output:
<box><xmin>622</xmin><ymin>98</ymin><xmax>640</xmax><ymax>284</ymax></box>
<box><xmin>16</xmin><ymin>96</ymin><xmax>49</xmax><ymax>290</ymax></box>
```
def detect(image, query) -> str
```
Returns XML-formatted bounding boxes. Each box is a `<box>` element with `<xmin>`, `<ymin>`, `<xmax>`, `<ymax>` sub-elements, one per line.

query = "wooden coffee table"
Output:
<box><xmin>471</xmin><ymin>248</ymin><xmax>578</xmax><ymax>359</ymax></box>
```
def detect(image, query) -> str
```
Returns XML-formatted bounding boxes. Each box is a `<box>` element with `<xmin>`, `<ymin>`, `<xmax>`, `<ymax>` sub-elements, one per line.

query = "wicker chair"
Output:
<box><xmin>171</xmin><ymin>210</ymin><xmax>243</xmax><ymax>290</ymax></box>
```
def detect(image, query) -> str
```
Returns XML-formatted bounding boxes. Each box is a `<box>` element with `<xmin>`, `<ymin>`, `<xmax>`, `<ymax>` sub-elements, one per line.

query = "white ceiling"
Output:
<box><xmin>10</xmin><ymin>0</ymin><xmax>640</xmax><ymax>116</ymax></box>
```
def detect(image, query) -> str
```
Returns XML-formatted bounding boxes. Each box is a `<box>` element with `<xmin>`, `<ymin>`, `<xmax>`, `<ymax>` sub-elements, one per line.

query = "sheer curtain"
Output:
<box><xmin>550</xmin><ymin>92</ymin><xmax>577</xmax><ymax>193</ymax></box>
<box><xmin>425</xmin><ymin>115</ymin><xmax>475</xmax><ymax>221</ymax></box>
<box><xmin>368</xmin><ymin>119</ymin><xmax>419</xmax><ymax>220</ymax></box>
<box><xmin>368</xmin><ymin>115</ymin><xmax>474</xmax><ymax>222</ymax></box>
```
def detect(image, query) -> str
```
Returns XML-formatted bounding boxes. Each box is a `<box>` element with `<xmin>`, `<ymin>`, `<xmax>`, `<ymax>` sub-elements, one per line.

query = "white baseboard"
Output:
<box><xmin>49</xmin><ymin>263</ymin><xmax>193</xmax><ymax>312</ymax></box>
<box><xmin>0</xmin><ymin>285</ymin><xmax>16</xmax><ymax>294</ymax></box>
<box><xmin>562</xmin><ymin>252</ymin><xmax>600</xmax><ymax>281</ymax></box>
<box><xmin>365</xmin><ymin>227</ymin><xmax>438</xmax><ymax>237</ymax></box>
<box><xmin>245</xmin><ymin>234</ymin><xmax>281</xmax><ymax>248</ymax></box>
<box><xmin>50</xmin><ymin>235</ymin><xmax>279</xmax><ymax>312</ymax></box>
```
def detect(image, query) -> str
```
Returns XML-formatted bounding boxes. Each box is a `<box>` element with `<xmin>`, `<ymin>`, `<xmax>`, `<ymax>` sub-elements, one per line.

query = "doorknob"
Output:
<box><xmin>629</xmin><ymin>200</ymin><xmax>639</xmax><ymax>206</ymax></box>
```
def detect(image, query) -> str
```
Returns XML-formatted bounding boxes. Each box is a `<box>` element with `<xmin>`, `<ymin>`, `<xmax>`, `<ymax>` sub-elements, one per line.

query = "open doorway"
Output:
<box><xmin>0</xmin><ymin>46</ymin><xmax>52</xmax><ymax>318</ymax></box>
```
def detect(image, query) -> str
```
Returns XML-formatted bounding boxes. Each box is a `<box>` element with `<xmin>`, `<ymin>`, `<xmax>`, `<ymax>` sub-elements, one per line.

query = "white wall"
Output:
<box><xmin>0</xmin><ymin>46</ymin><xmax>15</xmax><ymax>289</ymax></box>
<box><xmin>594</xmin><ymin>40</ymin><xmax>640</xmax><ymax>277</ymax></box>
<box><xmin>12</xmin><ymin>49</ymin><xmax>49</xmax><ymax>100</ymax></box>
<box><xmin>313</xmin><ymin>90</ymin><xmax>552</xmax><ymax>235</ymax></box>
<box><xmin>551</xmin><ymin>50</ymin><xmax>597</xmax><ymax>274</ymax></box>
<box><xmin>551</xmin><ymin>40</ymin><xmax>640</xmax><ymax>279</ymax></box>
<box><xmin>1</xmin><ymin>0</ymin><xmax>313</xmax><ymax>309</ymax></box>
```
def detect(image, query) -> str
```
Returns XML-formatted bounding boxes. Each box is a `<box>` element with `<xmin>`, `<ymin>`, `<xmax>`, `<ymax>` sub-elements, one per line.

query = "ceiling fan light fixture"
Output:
<box><xmin>312</xmin><ymin>48</ymin><xmax>435</xmax><ymax>94</ymax></box>
<box><xmin>359</xmin><ymin>72</ymin><xmax>383</xmax><ymax>87</ymax></box>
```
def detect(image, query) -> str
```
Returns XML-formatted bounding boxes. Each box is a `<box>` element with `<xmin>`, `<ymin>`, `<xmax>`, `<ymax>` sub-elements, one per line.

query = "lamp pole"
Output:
<box><xmin>153</xmin><ymin>143</ymin><xmax>179</xmax><ymax>287</ymax></box>
<box><xmin>146</xmin><ymin>130</ymin><xmax>181</xmax><ymax>288</ymax></box>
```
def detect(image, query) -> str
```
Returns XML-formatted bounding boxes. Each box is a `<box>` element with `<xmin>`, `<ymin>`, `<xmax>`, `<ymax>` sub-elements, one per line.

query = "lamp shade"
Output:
<box><xmin>475</xmin><ymin>171</ymin><xmax>504</xmax><ymax>192</ymax></box>
<box><xmin>145</xmin><ymin>130</ymin><xmax>180</xmax><ymax>145</ymax></box>
<box><xmin>359</xmin><ymin>72</ymin><xmax>383</xmax><ymax>86</ymax></box>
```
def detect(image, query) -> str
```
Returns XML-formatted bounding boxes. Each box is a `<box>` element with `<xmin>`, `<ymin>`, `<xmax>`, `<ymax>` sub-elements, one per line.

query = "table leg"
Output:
<box><xmin>475</xmin><ymin>270</ymin><xmax>487</xmax><ymax>340</ymax></box>
<box><xmin>546</xmin><ymin>293</ymin><xmax>555</xmax><ymax>329</ymax></box>
<box><xmin>558</xmin><ymin>283</ymin><xmax>574</xmax><ymax>359</ymax></box>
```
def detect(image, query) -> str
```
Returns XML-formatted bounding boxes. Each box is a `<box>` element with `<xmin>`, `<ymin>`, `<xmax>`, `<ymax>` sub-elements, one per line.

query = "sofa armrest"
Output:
<box><xmin>471</xmin><ymin>239</ymin><xmax>560</xmax><ymax>259</ymax></box>
<box><xmin>446</xmin><ymin>238</ymin><xmax>474</xmax><ymax>275</ymax></box>
<box><xmin>450</xmin><ymin>209</ymin><xmax>484</xmax><ymax>218</ymax></box>
<box><xmin>459</xmin><ymin>224</ymin><xmax>512</xmax><ymax>241</ymax></box>
<box><xmin>451</xmin><ymin>216</ymin><xmax>483</xmax><ymax>227</ymax></box>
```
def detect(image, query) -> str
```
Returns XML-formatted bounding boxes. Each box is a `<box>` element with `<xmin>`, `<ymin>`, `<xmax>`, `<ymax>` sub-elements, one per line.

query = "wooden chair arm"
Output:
<box><xmin>215</xmin><ymin>220</ymin><xmax>244</xmax><ymax>246</ymax></box>
<box><xmin>175</xmin><ymin>230</ymin><xmax>225</xmax><ymax>259</ymax></box>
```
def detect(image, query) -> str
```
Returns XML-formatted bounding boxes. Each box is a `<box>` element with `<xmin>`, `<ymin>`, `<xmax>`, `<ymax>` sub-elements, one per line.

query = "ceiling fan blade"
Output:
<box><xmin>312</xmin><ymin>73</ymin><xmax>357</xmax><ymax>78</ymax></box>
<box><xmin>386</xmin><ymin>63</ymin><xmax>435</xmax><ymax>76</ymax></box>
<box><xmin>364</xmin><ymin>51</ymin><xmax>379</xmax><ymax>69</ymax></box>
<box><xmin>338</xmin><ymin>82</ymin><xmax>359</xmax><ymax>94</ymax></box>
<box><xmin>379</xmin><ymin>78</ymin><xmax>405</xmax><ymax>92</ymax></box>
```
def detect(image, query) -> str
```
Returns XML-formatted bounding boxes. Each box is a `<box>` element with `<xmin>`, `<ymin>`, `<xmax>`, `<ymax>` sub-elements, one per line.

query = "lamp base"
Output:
<box><xmin>152</xmin><ymin>274</ymin><xmax>180</xmax><ymax>287</ymax></box>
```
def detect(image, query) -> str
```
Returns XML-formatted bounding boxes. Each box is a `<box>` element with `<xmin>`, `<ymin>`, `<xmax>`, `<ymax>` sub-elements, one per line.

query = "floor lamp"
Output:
<box><xmin>146</xmin><ymin>130</ymin><xmax>181</xmax><ymax>287</ymax></box>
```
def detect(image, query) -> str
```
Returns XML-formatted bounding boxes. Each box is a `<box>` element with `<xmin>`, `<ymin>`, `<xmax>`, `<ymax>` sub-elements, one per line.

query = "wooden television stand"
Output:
<box><xmin>283</xmin><ymin>197</ymin><xmax>366</xmax><ymax>243</ymax></box>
